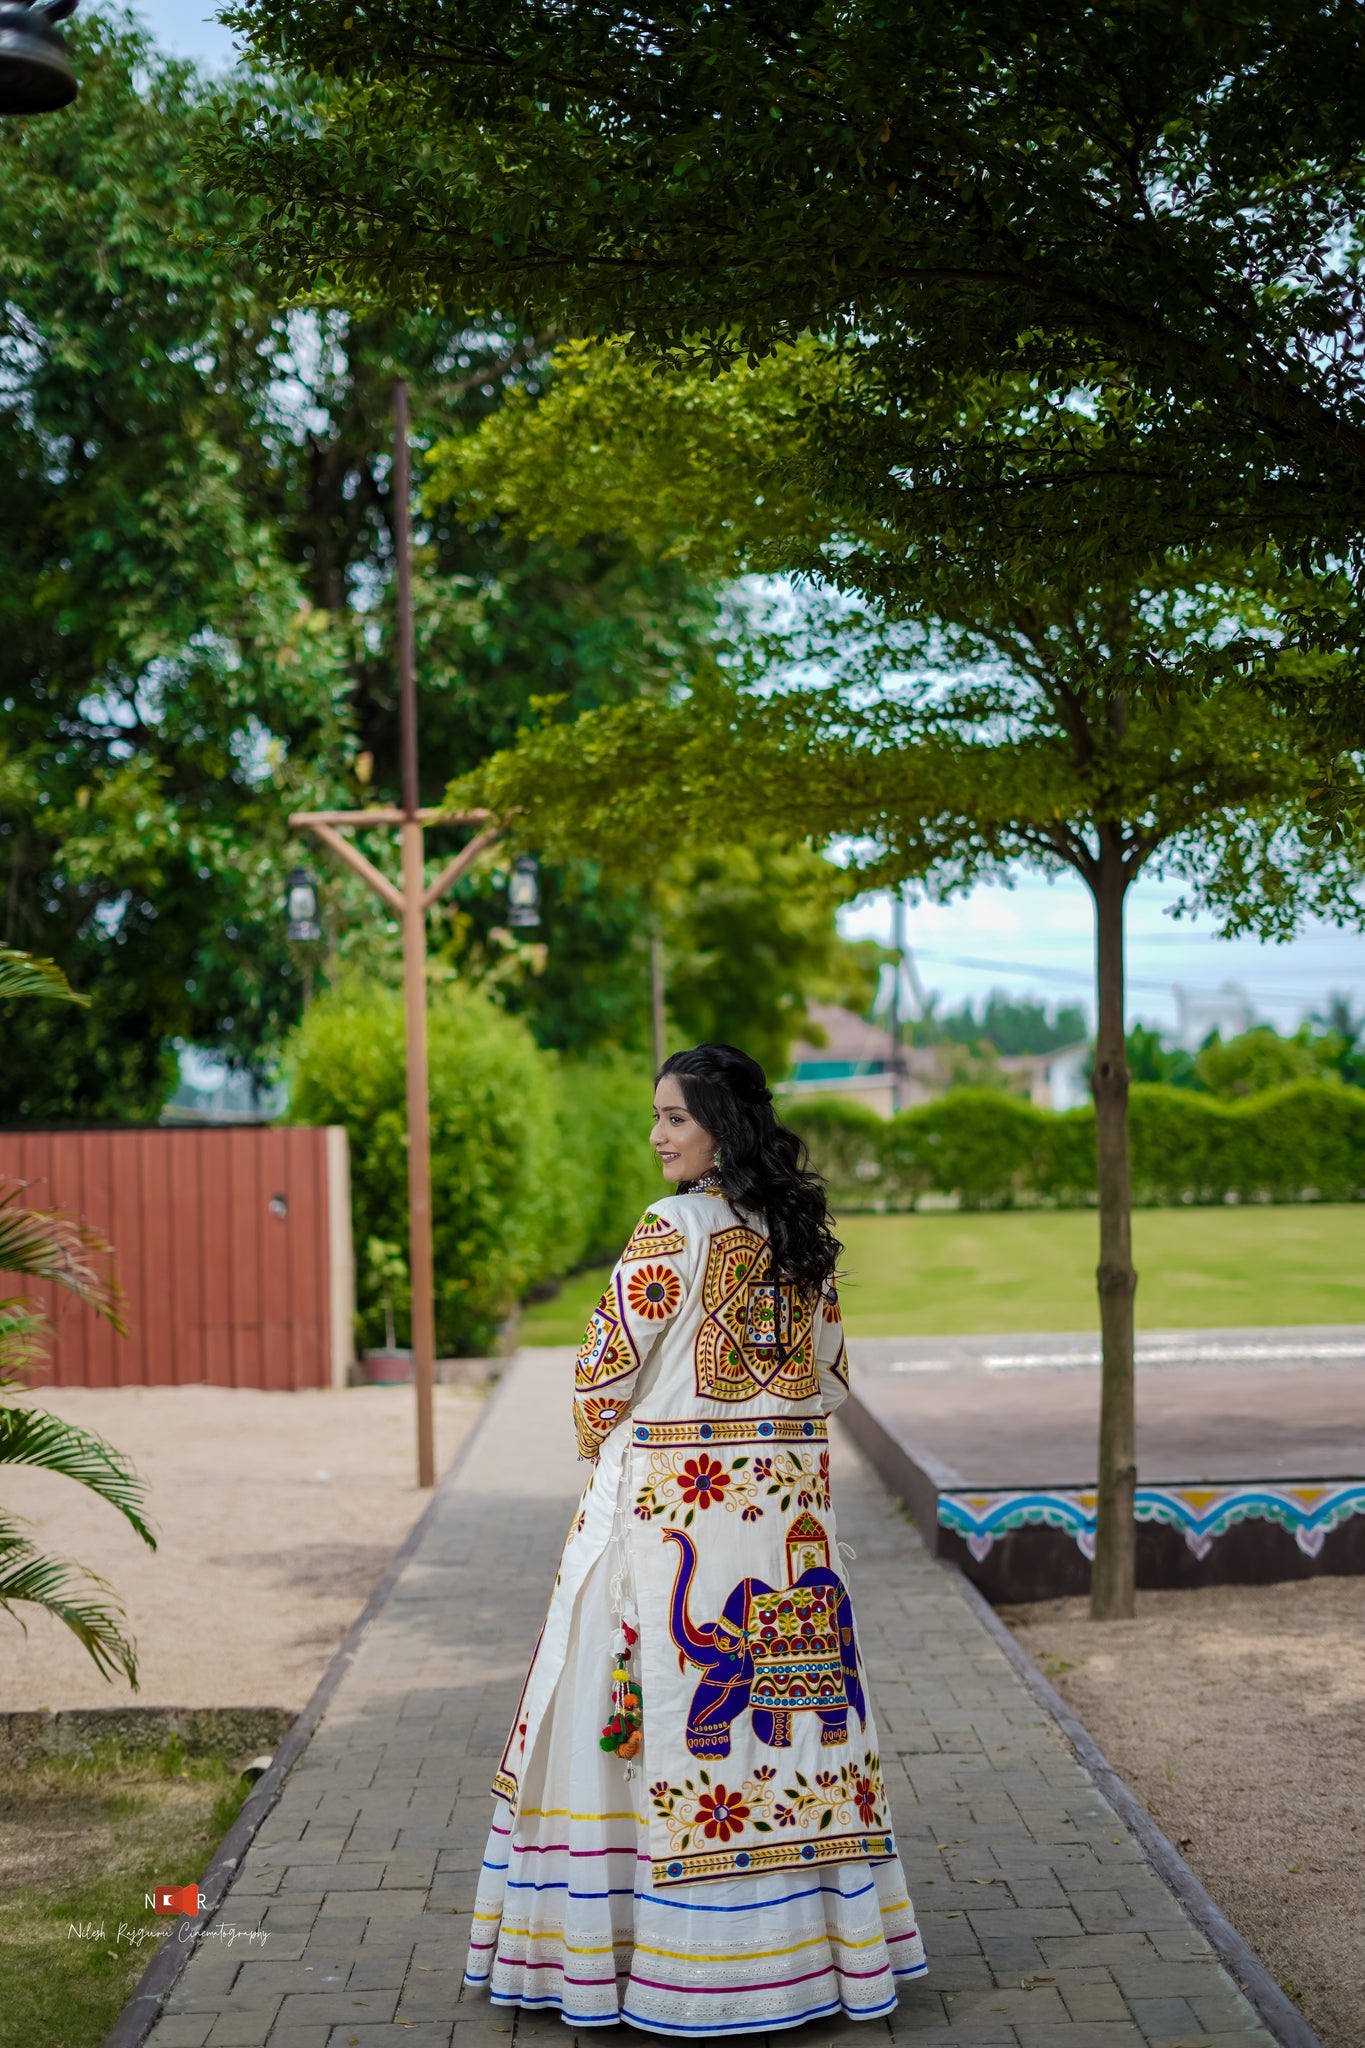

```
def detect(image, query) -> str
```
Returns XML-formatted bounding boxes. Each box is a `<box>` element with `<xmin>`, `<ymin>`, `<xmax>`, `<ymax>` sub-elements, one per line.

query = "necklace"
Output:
<box><xmin>685</xmin><ymin>1169</ymin><xmax>724</xmax><ymax>1194</ymax></box>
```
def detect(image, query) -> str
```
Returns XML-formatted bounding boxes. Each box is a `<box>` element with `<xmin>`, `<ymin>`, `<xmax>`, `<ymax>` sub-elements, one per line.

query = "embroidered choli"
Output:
<box><xmin>572</xmin><ymin>1187</ymin><xmax>850</xmax><ymax>1461</ymax></box>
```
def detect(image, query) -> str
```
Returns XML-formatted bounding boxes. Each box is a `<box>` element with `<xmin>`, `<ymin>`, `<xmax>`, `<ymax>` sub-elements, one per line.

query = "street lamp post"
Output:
<box><xmin>507</xmin><ymin>856</ymin><xmax>541</xmax><ymax>929</ymax></box>
<box><xmin>291</xmin><ymin>380</ymin><xmax>502</xmax><ymax>1489</ymax></box>
<box><xmin>0</xmin><ymin>0</ymin><xmax>80</xmax><ymax>116</ymax></box>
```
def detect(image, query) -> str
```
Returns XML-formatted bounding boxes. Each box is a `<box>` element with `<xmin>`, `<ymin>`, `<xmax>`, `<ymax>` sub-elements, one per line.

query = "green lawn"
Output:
<box><xmin>517</xmin><ymin>1204</ymin><xmax>1365</xmax><ymax>1343</ymax></box>
<box><xmin>0</xmin><ymin>1738</ymin><xmax>251</xmax><ymax>2048</ymax></box>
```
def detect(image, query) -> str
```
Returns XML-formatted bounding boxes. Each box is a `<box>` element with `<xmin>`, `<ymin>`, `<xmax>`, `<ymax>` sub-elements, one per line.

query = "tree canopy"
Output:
<box><xmin>4</xmin><ymin>15</ymin><xmax>865</xmax><ymax>1113</ymax></box>
<box><xmin>213</xmin><ymin>1</ymin><xmax>1365</xmax><ymax>590</ymax></box>
<box><xmin>433</xmin><ymin>337</ymin><xmax>1363</xmax><ymax>1614</ymax></box>
<box><xmin>435</xmin><ymin>345</ymin><xmax>1361</xmax><ymax>939</ymax></box>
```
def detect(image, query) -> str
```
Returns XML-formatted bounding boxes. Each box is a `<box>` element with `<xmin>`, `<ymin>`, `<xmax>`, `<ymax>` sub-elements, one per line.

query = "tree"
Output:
<box><xmin>1193</xmin><ymin>1025</ymin><xmax>1338</xmax><ymax>1098</ymax></box>
<box><xmin>0</xmin><ymin>951</ymin><xmax>155</xmax><ymax>1686</ymax></box>
<box><xmin>1124</xmin><ymin>1023</ymin><xmax>1197</xmax><ymax>1090</ymax></box>
<box><xmin>0</xmin><ymin>14</ymin><xmax>732</xmax><ymax>1116</ymax></box>
<box><xmin>212</xmin><ymin>2</ymin><xmax>1365</xmax><ymax>617</ymax></box>
<box><xmin>661</xmin><ymin>842</ymin><xmax>879</xmax><ymax>1081</ymax></box>
<box><xmin>0</xmin><ymin>13</ymin><xmax>350</xmax><ymax>1119</ymax></box>
<box><xmin>431</xmin><ymin>350</ymin><xmax>1361</xmax><ymax>1617</ymax></box>
<box><xmin>932</xmin><ymin>996</ymin><xmax>1090</xmax><ymax>1058</ymax></box>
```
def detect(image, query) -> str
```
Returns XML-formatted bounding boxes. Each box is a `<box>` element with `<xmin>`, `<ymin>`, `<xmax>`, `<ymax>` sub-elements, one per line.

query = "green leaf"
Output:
<box><xmin>0</xmin><ymin>950</ymin><xmax>86</xmax><ymax>1007</ymax></box>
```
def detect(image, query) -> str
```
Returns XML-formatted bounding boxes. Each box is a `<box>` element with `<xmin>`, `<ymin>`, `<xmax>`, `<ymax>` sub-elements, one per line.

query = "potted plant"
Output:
<box><xmin>361</xmin><ymin>1236</ymin><xmax>412</xmax><ymax>1383</ymax></box>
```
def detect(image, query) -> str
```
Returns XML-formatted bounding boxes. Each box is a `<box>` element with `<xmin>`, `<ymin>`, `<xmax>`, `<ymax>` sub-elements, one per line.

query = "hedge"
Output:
<box><xmin>286</xmin><ymin>982</ymin><xmax>657</xmax><ymax>1354</ymax></box>
<box><xmin>785</xmin><ymin>1082</ymin><xmax>1365</xmax><ymax>1212</ymax></box>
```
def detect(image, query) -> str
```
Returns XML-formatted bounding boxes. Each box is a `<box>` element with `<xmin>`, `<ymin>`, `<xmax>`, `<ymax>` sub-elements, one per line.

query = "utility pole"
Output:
<box><xmin>291</xmin><ymin>380</ymin><xmax>500</xmax><ymax>1488</ymax></box>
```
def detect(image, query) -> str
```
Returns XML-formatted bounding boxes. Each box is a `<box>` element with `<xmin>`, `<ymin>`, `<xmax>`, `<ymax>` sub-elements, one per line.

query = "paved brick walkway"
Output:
<box><xmin>144</xmin><ymin>1350</ymin><xmax>1276</xmax><ymax>2048</ymax></box>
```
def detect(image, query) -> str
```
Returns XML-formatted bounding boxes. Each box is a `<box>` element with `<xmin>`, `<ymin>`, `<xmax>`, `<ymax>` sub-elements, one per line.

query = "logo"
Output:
<box><xmin>148</xmin><ymin>1884</ymin><xmax>202</xmax><ymax>1917</ymax></box>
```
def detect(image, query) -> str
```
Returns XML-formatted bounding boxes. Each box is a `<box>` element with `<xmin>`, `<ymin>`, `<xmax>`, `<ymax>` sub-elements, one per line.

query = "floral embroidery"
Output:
<box><xmin>575</xmin><ymin>1392</ymin><xmax>630</xmax><ymax>1460</ymax></box>
<box><xmin>771</xmin><ymin>1755</ymin><xmax>888</xmax><ymax>1835</ymax></box>
<box><xmin>822</xmin><ymin>1284</ymin><xmax>843</xmax><ymax>1326</ymax></box>
<box><xmin>764</xmin><ymin>1448</ymin><xmax>831</xmax><ymax>1515</ymax></box>
<box><xmin>635</xmin><ymin>1450</ymin><xmax>763</xmax><ymax>1525</ymax></box>
<box><xmin>575</xmin><ymin>1281</ymin><xmax>639</xmax><ymax>1392</ymax></box>
<box><xmin>679</xmin><ymin>1455</ymin><xmax>730</xmax><ymax>1506</ymax></box>
<box><xmin>634</xmin><ymin>1446</ymin><xmax>830</xmax><ymax>1525</ymax></box>
<box><xmin>828</xmin><ymin>1335</ymin><xmax>850</xmax><ymax>1390</ymax></box>
<box><xmin>625</xmin><ymin>1262</ymin><xmax>683</xmax><ymax>1322</ymax></box>
<box><xmin>621</xmin><ymin>1209</ymin><xmax>687</xmax><ymax>1262</ymax></box>
<box><xmin>651</xmin><ymin>1766</ymin><xmax>777</xmax><ymax>1851</ymax></box>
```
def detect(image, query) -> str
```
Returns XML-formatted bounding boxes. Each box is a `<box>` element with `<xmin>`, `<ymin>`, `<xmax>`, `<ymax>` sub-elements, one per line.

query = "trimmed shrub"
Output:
<box><xmin>547</xmin><ymin>1052</ymin><xmax>662</xmax><ymax>1271</ymax></box>
<box><xmin>783</xmin><ymin>1096</ymin><xmax>889</xmax><ymax>1208</ymax></box>
<box><xmin>286</xmin><ymin>982</ymin><xmax>559</xmax><ymax>1355</ymax></box>
<box><xmin>786</xmin><ymin>1080</ymin><xmax>1365</xmax><ymax>1212</ymax></box>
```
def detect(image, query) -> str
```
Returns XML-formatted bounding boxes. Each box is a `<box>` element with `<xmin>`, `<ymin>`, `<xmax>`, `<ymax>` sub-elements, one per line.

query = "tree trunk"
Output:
<box><xmin>1089</xmin><ymin>842</ymin><xmax>1138</xmax><ymax>1619</ymax></box>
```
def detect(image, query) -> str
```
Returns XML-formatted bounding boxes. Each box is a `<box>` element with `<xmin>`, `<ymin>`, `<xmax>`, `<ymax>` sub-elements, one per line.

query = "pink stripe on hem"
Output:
<box><xmin>494</xmin><ymin>1955</ymin><xmax>626</xmax><ymax>1986</ymax></box>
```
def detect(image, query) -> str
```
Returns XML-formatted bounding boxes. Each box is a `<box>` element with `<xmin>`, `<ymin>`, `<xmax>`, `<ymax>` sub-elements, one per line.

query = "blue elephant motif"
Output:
<box><xmin>663</xmin><ymin>1520</ymin><xmax>867</xmax><ymax>1758</ymax></box>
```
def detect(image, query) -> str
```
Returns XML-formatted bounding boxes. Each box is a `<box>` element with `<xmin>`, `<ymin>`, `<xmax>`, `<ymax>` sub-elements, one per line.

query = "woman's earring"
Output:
<box><xmin>713</xmin><ymin>1148</ymin><xmax>723</xmax><ymax>1169</ymax></box>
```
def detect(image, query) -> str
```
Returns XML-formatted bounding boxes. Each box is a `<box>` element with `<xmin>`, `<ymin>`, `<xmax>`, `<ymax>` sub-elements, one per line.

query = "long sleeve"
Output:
<box><xmin>573</xmin><ymin>1206</ymin><xmax>690</xmax><ymax>1460</ymax></box>
<box><xmin>814</xmin><ymin>1282</ymin><xmax>850</xmax><ymax>1415</ymax></box>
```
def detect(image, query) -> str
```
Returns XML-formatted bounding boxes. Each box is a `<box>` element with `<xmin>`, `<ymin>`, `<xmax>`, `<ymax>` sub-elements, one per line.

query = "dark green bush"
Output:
<box><xmin>546</xmin><ymin>1051</ymin><xmax>661</xmax><ymax>1270</ymax></box>
<box><xmin>288</xmin><ymin>981</ymin><xmax>559</xmax><ymax>1353</ymax></box>
<box><xmin>787</xmin><ymin>1081</ymin><xmax>1365</xmax><ymax>1211</ymax></box>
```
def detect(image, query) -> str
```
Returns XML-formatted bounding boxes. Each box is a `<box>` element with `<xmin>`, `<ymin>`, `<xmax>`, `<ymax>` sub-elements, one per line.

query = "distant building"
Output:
<box><xmin>1173</xmin><ymin>980</ymin><xmax>1254</xmax><ymax>1053</ymax></box>
<box><xmin>784</xmin><ymin>1002</ymin><xmax>908</xmax><ymax>1117</ymax></box>
<box><xmin>783</xmin><ymin>1003</ymin><xmax>1091</xmax><ymax>1116</ymax></box>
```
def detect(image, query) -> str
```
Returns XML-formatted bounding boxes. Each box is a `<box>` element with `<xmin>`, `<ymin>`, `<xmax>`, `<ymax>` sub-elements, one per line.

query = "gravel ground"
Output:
<box><xmin>1002</xmin><ymin>1576</ymin><xmax>1365</xmax><ymax>2048</ymax></box>
<box><xmin>0</xmin><ymin>1383</ymin><xmax>483</xmax><ymax>1712</ymax></box>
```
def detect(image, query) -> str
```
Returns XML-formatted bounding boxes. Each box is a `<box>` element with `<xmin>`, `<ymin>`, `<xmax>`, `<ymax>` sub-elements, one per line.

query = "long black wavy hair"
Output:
<box><xmin>658</xmin><ymin>1044</ymin><xmax>841</xmax><ymax>1299</ymax></box>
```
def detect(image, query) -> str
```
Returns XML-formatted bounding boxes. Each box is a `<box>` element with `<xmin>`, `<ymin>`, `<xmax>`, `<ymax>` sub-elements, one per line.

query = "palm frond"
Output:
<box><xmin>0</xmin><ymin>1181</ymin><xmax>124</xmax><ymax>1328</ymax></box>
<box><xmin>0</xmin><ymin>1300</ymin><xmax>50</xmax><ymax>1376</ymax></box>
<box><xmin>0</xmin><ymin>947</ymin><xmax>87</xmax><ymax>1006</ymax></box>
<box><xmin>0</xmin><ymin>1522</ymin><xmax>140</xmax><ymax>1688</ymax></box>
<box><xmin>0</xmin><ymin>1399</ymin><xmax>157</xmax><ymax>1549</ymax></box>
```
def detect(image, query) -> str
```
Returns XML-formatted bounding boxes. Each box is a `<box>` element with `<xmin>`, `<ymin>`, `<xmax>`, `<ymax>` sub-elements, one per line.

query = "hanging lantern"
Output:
<box><xmin>0</xmin><ymin>1</ymin><xmax>79</xmax><ymax>117</ymax></box>
<box><xmin>284</xmin><ymin>866</ymin><xmax>322</xmax><ymax>943</ymax></box>
<box><xmin>507</xmin><ymin>855</ymin><xmax>541</xmax><ymax>929</ymax></box>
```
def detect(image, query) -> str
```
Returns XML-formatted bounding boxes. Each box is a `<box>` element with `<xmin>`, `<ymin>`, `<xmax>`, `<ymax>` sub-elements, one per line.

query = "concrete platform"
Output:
<box><xmin>844</xmin><ymin>1326</ymin><xmax>1365</xmax><ymax>1602</ymax></box>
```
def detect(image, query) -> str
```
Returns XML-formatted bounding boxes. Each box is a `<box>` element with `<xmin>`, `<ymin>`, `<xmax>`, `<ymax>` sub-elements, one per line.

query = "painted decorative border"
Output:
<box><xmin>633</xmin><ymin>1415</ymin><xmax>827</xmax><ymax>1447</ymax></box>
<box><xmin>652</xmin><ymin>1826</ymin><xmax>894</xmax><ymax>1889</ymax></box>
<box><xmin>939</xmin><ymin>1478</ymin><xmax>1365</xmax><ymax>1562</ymax></box>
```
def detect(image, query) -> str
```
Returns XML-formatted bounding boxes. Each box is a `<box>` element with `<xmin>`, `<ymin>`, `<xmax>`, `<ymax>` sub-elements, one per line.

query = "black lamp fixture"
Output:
<box><xmin>284</xmin><ymin>866</ymin><xmax>323</xmax><ymax>943</ymax></box>
<box><xmin>507</xmin><ymin>855</ymin><xmax>541</xmax><ymax>929</ymax></box>
<box><xmin>0</xmin><ymin>0</ymin><xmax>79</xmax><ymax>117</ymax></box>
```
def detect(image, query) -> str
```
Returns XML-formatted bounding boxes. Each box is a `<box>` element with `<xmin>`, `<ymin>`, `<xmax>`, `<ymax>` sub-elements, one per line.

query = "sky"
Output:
<box><xmin>131</xmin><ymin>2</ymin><xmax>237</xmax><ymax>66</ymax></box>
<box><xmin>841</xmin><ymin>869</ymin><xmax>1364</xmax><ymax>1042</ymax></box>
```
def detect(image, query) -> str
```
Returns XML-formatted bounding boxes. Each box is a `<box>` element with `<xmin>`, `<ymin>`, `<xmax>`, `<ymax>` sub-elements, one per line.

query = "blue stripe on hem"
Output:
<box><xmin>619</xmin><ymin>1991</ymin><xmax>900</xmax><ymax>2033</ymax></box>
<box><xmin>632</xmin><ymin>1876</ymin><xmax>877</xmax><ymax>1913</ymax></box>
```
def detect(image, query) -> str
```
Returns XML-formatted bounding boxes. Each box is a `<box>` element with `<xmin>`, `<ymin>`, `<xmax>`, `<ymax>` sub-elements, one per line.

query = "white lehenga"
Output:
<box><xmin>463</xmin><ymin>1188</ymin><xmax>927</xmax><ymax>2034</ymax></box>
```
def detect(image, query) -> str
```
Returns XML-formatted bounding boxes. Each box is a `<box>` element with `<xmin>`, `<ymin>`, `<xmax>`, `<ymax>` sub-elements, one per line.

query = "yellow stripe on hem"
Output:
<box><xmin>517</xmin><ymin>1806</ymin><xmax>640</xmax><ymax>1822</ymax></box>
<box><xmin>635</xmin><ymin>1928</ymin><xmax>884</xmax><ymax>1964</ymax></box>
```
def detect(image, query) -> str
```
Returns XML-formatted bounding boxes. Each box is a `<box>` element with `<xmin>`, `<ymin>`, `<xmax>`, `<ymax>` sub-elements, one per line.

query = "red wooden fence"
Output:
<box><xmin>0</xmin><ymin>1126</ymin><xmax>354</xmax><ymax>1389</ymax></box>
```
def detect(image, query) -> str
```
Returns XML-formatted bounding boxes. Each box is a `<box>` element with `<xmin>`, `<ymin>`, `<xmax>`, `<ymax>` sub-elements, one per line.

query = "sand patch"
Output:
<box><xmin>0</xmin><ymin>1382</ymin><xmax>484</xmax><ymax>1711</ymax></box>
<box><xmin>1003</xmin><ymin>1575</ymin><xmax>1365</xmax><ymax>2048</ymax></box>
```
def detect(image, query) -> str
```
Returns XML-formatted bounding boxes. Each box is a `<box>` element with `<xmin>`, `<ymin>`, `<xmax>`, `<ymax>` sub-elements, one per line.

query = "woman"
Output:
<box><xmin>464</xmin><ymin>1044</ymin><xmax>926</xmax><ymax>2033</ymax></box>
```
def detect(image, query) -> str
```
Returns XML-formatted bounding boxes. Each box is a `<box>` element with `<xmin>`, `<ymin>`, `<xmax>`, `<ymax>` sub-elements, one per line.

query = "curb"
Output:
<box><xmin>947</xmin><ymin>1561</ymin><xmax>1322</xmax><ymax>2048</ymax></box>
<box><xmin>102</xmin><ymin>1376</ymin><xmax>508</xmax><ymax>2048</ymax></box>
